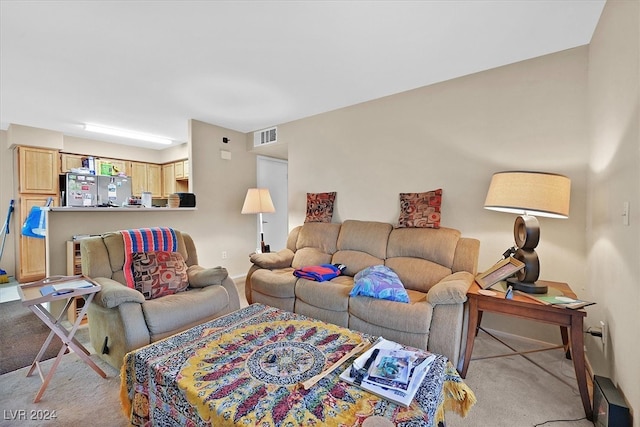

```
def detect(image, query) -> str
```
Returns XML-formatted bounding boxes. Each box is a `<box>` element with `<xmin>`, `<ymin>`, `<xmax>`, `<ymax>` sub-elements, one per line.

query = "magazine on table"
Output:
<box><xmin>339</xmin><ymin>338</ymin><xmax>436</xmax><ymax>407</ymax></box>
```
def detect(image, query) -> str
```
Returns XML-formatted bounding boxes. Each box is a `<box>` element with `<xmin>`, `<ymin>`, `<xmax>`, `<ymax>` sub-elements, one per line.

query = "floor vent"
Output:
<box><xmin>253</xmin><ymin>127</ymin><xmax>277</xmax><ymax>147</ymax></box>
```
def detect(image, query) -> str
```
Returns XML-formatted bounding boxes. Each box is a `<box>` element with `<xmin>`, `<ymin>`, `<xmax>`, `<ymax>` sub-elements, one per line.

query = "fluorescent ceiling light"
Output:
<box><xmin>84</xmin><ymin>123</ymin><xmax>173</xmax><ymax>145</ymax></box>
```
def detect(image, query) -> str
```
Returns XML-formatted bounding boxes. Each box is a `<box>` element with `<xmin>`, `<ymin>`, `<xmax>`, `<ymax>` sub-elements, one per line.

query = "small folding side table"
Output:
<box><xmin>18</xmin><ymin>275</ymin><xmax>107</xmax><ymax>403</ymax></box>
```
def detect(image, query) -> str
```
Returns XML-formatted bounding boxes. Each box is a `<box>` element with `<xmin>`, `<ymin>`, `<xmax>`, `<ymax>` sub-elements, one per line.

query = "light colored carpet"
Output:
<box><xmin>0</xmin><ymin>351</ymin><xmax>125</xmax><ymax>427</ymax></box>
<box><xmin>0</xmin><ymin>280</ymin><xmax>593</xmax><ymax>426</ymax></box>
<box><xmin>446</xmin><ymin>329</ymin><xmax>593</xmax><ymax>427</ymax></box>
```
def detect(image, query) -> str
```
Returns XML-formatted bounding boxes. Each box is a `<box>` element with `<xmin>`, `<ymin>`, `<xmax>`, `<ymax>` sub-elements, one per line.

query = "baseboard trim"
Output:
<box><xmin>231</xmin><ymin>274</ymin><xmax>246</xmax><ymax>285</ymax></box>
<box><xmin>480</xmin><ymin>326</ymin><xmax>560</xmax><ymax>347</ymax></box>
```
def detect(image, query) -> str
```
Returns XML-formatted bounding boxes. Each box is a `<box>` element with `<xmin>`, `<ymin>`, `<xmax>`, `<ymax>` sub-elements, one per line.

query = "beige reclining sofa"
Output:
<box><xmin>246</xmin><ymin>220</ymin><xmax>479</xmax><ymax>369</ymax></box>
<box><xmin>80</xmin><ymin>230</ymin><xmax>241</xmax><ymax>368</ymax></box>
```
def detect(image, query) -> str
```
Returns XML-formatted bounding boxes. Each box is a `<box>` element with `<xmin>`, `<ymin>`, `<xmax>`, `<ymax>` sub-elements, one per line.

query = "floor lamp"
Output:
<box><xmin>241</xmin><ymin>188</ymin><xmax>276</xmax><ymax>253</ymax></box>
<box><xmin>484</xmin><ymin>171</ymin><xmax>571</xmax><ymax>294</ymax></box>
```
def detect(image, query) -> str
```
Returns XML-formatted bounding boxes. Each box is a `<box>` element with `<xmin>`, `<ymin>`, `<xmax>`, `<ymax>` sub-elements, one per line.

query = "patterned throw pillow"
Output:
<box><xmin>131</xmin><ymin>251</ymin><xmax>189</xmax><ymax>300</ymax></box>
<box><xmin>349</xmin><ymin>265</ymin><xmax>409</xmax><ymax>303</ymax></box>
<box><xmin>305</xmin><ymin>192</ymin><xmax>336</xmax><ymax>223</ymax></box>
<box><xmin>397</xmin><ymin>189</ymin><xmax>442</xmax><ymax>228</ymax></box>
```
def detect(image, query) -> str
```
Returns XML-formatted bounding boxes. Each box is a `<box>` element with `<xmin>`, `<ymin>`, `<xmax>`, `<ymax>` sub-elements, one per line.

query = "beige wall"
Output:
<box><xmin>283</xmin><ymin>46</ymin><xmax>590</xmax><ymax>344</ymax></box>
<box><xmin>187</xmin><ymin>119</ymin><xmax>257</xmax><ymax>276</ymax></box>
<box><xmin>588</xmin><ymin>0</ymin><xmax>639</xmax><ymax>420</ymax></box>
<box><xmin>8</xmin><ymin>124</ymin><xmax>63</xmax><ymax>150</ymax></box>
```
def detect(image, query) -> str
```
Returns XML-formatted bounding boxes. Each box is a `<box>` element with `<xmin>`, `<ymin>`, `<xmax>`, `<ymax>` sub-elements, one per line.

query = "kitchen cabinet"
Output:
<box><xmin>60</xmin><ymin>153</ymin><xmax>84</xmax><ymax>173</ymax></box>
<box><xmin>96</xmin><ymin>157</ymin><xmax>128</xmax><ymax>176</ymax></box>
<box><xmin>174</xmin><ymin>159</ymin><xmax>189</xmax><ymax>180</ymax></box>
<box><xmin>18</xmin><ymin>146</ymin><xmax>59</xmax><ymax>194</ymax></box>
<box><xmin>18</xmin><ymin>195</ymin><xmax>59</xmax><ymax>282</ymax></box>
<box><xmin>130</xmin><ymin>161</ymin><xmax>162</xmax><ymax>197</ymax></box>
<box><xmin>148</xmin><ymin>164</ymin><xmax>162</xmax><ymax>197</ymax></box>
<box><xmin>17</xmin><ymin>146</ymin><xmax>59</xmax><ymax>282</ymax></box>
<box><xmin>109</xmin><ymin>159</ymin><xmax>128</xmax><ymax>176</ymax></box>
<box><xmin>129</xmin><ymin>162</ymin><xmax>148</xmax><ymax>196</ymax></box>
<box><xmin>174</xmin><ymin>160</ymin><xmax>189</xmax><ymax>180</ymax></box>
<box><xmin>174</xmin><ymin>160</ymin><xmax>184</xmax><ymax>179</ymax></box>
<box><xmin>162</xmin><ymin>160</ymin><xmax>189</xmax><ymax>196</ymax></box>
<box><xmin>60</xmin><ymin>154</ymin><xmax>128</xmax><ymax>176</ymax></box>
<box><xmin>162</xmin><ymin>163</ymin><xmax>176</xmax><ymax>197</ymax></box>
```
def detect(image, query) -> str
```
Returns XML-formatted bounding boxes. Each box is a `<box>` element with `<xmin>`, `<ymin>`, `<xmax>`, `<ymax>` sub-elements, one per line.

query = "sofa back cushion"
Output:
<box><xmin>385</xmin><ymin>227</ymin><xmax>461</xmax><ymax>292</ymax></box>
<box><xmin>291</xmin><ymin>222</ymin><xmax>341</xmax><ymax>269</ymax></box>
<box><xmin>332</xmin><ymin>220</ymin><xmax>392</xmax><ymax>276</ymax></box>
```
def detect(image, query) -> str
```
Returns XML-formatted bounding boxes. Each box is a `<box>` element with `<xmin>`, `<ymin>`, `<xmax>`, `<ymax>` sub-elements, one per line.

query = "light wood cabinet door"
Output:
<box><xmin>18</xmin><ymin>146</ymin><xmax>59</xmax><ymax>194</ymax></box>
<box><xmin>162</xmin><ymin>163</ymin><xmax>175</xmax><ymax>197</ymax></box>
<box><xmin>98</xmin><ymin>157</ymin><xmax>128</xmax><ymax>176</ymax></box>
<box><xmin>147</xmin><ymin>164</ymin><xmax>162</xmax><ymax>197</ymax></box>
<box><xmin>17</xmin><ymin>195</ymin><xmax>58</xmax><ymax>282</ymax></box>
<box><xmin>60</xmin><ymin>153</ymin><xmax>84</xmax><ymax>173</ymax></box>
<box><xmin>174</xmin><ymin>161</ymin><xmax>184</xmax><ymax>179</ymax></box>
<box><xmin>110</xmin><ymin>159</ymin><xmax>128</xmax><ymax>176</ymax></box>
<box><xmin>129</xmin><ymin>161</ymin><xmax>148</xmax><ymax>196</ymax></box>
<box><xmin>183</xmin><ymin>160</ymin><xmax>189</xmax><ymax>179</ymax></box>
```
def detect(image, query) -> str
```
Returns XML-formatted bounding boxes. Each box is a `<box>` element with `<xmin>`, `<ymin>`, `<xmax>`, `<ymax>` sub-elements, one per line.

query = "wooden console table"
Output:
<box><xmin>460</xmin><ymin>280</ymin><xmax>592</xmax><ymax>420</ymax></box>
<box><xmin>18</xmin><ymin>275</ymin><xmax>107</xmax><ymax>402</ymax></box>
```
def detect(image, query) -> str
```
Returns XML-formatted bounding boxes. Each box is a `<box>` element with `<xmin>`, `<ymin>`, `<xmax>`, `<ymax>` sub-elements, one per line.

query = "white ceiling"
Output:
<box><xmin>0</xmin><ymin>1</ymin><xmax>606</xmax><ymax>150</ymax></box>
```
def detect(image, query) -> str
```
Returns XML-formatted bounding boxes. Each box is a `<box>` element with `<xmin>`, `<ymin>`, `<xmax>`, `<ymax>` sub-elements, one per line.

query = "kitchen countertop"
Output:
<box><xmin>47</xmin><ymin>206</ymin><xmax>197</xmax><ymax>212</ymax></box>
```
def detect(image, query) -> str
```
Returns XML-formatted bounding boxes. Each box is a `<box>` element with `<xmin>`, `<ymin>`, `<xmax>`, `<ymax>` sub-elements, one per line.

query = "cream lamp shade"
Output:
<box><xmin>242</xmin><ymin>188</ymin><xmax>275</xmax><ymax>253</ymax></box>
<box><xmin>484</xmin><ymin>171</ymin><xmax>570</xmax><ymax>219</ymax></box>
<box><xmin>241</xmin><ymin>188</ymin><xmax>276</xmax><ymax>214</ymax></box>
<box><xmin>484</xmin><ymin>171</ymin><xmax>571</xmax><ymax>294</ymax></box>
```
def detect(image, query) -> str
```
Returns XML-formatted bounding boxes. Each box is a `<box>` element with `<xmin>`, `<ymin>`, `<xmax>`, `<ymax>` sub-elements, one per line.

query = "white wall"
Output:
<box><xmin>0</xmin><ymin>130</ymin><xmax>16</xmax><ymax>277</ymax></box>
<box><xmin>282</xmin><ymin>47</ymin><xmax>589</xmax><ymax>343</ymax></box>
<box><xmin>588</xmin><ymin>0</ymin><xmax>639</xmax><ymax>421</ymax></box>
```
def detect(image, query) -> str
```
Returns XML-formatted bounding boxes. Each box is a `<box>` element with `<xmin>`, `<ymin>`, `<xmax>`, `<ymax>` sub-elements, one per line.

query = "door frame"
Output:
<box><xmin>256</xmin><ymin>156</ymin><xmax>288</xmax><ymax>252</ymax></box>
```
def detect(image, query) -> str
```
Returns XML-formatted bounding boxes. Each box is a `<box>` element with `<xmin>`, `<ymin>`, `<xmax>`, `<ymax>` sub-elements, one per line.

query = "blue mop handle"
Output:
<box><xmin>3</xmin><ymin>199</ymin><xmax>14</xmax><ymax>234</ymax></box>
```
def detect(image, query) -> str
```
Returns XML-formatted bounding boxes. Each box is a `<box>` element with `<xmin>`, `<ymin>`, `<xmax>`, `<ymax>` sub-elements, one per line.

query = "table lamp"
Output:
<box><xmin>241</xmin><ymin>188</ymin><xmax>276</xmax><ymax>253</ymax></box>
<box><xmin>484</xmin><ymin>171</ymin><xmax>571</xmax><ymax>294</ymax></box>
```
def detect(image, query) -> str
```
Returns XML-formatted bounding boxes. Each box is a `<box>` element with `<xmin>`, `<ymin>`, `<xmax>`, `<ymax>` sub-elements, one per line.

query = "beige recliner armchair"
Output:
<box><xmin>80</xmin><ymin>230</ymin><xmax>240</xmax><ymax>368</ymax></box>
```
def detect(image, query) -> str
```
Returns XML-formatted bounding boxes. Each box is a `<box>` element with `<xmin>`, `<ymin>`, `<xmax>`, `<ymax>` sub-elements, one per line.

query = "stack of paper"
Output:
<box><xmin>339</xmin><ymin>338</ymin><xmax>436</xmax><ymax>407</ymax></box>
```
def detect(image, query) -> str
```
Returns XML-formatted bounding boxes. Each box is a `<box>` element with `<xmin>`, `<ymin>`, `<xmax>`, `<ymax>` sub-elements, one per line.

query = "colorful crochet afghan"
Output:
<box><xmin>120</xmin><ymin>227</ymin><xmax>177</xmax><ymax>288</ymax></box>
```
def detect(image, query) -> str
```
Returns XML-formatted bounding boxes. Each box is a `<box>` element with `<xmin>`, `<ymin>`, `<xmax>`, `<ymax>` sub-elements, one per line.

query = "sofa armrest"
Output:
<box><xmin>187</xmin><ymin>265</ymin><xmax>228</xmax><ymax>288</ymax></box>
<box><xmin>249</xmin><ymin>248</ymin><xmax>294</xmax><ymax>269</ymax></box>
<box><xmin>91</xmin><ymin>277</ymin><xmax>145</xmax><ymax>308</ymax></box>
<box><xmin>427</xmin><ymin>271</ymin><xmax>474</xmax><ymax>305</ymax></box>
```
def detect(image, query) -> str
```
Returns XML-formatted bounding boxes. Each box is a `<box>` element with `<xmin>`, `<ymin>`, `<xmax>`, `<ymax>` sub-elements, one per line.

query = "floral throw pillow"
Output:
<box><xmin>397</xmin><ymin>189</ymin><xmax>442</xmax><ymax>228</ymax></box>
<box><xmin>131</xmin><ymin>251</ymin><xmax>189</xmax><ymax>300</ymax></box>
<box><xmin>349</xmin><ymin>265</ymin><xmax>409</xmax><ymax>303</ymax></box>
<box><xmin>305</xmin><ymin>192</ymin><xmax>336</xmax><ymax>223</ymax></box>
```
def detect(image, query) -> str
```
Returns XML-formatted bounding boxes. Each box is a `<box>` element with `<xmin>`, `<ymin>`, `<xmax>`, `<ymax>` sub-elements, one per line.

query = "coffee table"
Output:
<box><xmin>121</xmin><ymin>304</ymin><xmax>475</xmax><ymax>426</ymax></box>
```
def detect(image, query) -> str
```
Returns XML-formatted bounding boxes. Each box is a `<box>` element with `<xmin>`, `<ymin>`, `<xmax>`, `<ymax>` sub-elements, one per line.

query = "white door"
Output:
<box><xmin>257</xmin><ymin>156</ymin><xmax>288</xmax><ymax>252</ymax></box>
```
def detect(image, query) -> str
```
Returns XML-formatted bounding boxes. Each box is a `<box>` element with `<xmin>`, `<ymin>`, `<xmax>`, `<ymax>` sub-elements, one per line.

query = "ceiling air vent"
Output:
<box><xmin>253</xmin><ymin>126</ymin><xmax>277</xmax><ymax>147</ymax></box>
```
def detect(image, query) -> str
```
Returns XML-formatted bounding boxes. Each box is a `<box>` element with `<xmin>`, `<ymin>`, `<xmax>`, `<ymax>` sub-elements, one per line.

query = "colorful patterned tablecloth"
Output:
<box><xmin>121</xmin><ymin>304</ymin><xmax>475</xmax><ymax>426</ymax></box>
